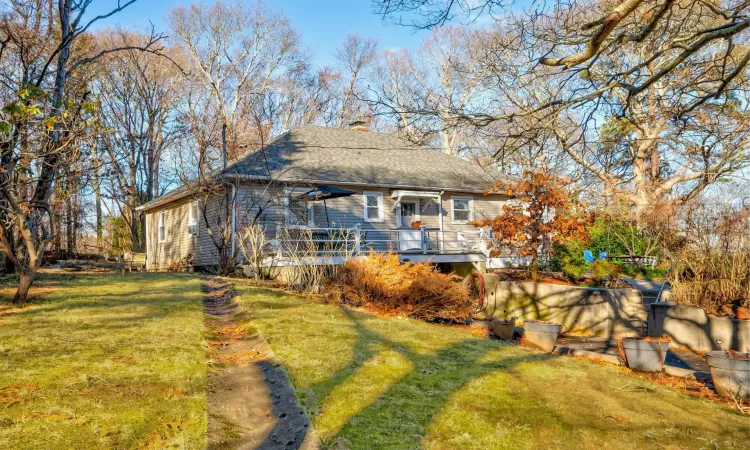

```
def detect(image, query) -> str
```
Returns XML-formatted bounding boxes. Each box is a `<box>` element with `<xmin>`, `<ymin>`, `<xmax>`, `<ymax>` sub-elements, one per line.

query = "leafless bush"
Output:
<box><xmin>281</xmin><ymin>227</ymin><xmax>357</xmax><ymax>293</ymax></box>
<box><xmin>667</xmin><ymin>202</ymin><xmax>750</xmax><ymax>314</ymax></box>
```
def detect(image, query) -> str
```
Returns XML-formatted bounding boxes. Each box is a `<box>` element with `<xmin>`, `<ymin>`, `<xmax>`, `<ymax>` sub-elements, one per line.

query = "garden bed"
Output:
<box><xmin>490</xmin><ymin>268</ymin><xmax>632</xmax><ymax>289</ymax></box>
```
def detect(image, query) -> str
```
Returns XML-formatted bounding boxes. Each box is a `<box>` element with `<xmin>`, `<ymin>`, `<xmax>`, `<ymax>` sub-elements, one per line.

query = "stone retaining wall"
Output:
<box><xmin>648</xmin><ymin>303</ymin><xmax>750</xmax><ymax>352</ymax></box>
<box><xmin>477</xmin><ymin>274</ymin><xmax>649</xmax><ymax>338</ymax></box>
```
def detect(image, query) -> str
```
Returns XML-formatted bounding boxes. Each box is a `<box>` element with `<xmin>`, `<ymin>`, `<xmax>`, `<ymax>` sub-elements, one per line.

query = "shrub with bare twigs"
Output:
<box><xmin>667</xmin><ymin>202</ymin><xmax>750</xmax><ymax>315</ymax></box>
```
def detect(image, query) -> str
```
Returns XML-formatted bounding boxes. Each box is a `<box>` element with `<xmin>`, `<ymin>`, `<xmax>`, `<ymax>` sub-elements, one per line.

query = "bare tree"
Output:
<box><xmin>334</xmin><ymin>33</ymin><xmax>378</xmax><ymax>127</ymax></box>
<box><xmin>169</xmin><ymin>0</ymin><xmax>300</xmax><ymax>169</ymax></box>
<box><xmin>0</xmin><ymin>0</ymin><xmax>164</xmax><ymax>303</ymax></box>
<box><xmin>169</xmin><ymin>0</ymin><xmax>301</xmax><ymax>273</ymax></box>
<box><xmin>374</xmin><ymin>0</ymin><xmax>750</xmax><ymax>113</ymax></box>
<box><xmin>95</xmin><ymin>30</ymin><xmax>183</xmax><ymax>252</ymax></box>
<box><xmin>373</xmin><ymin>3</ymin><xmax>750</xmax><ymax>220</ymax></box>
<box><xmin>371</xmin><ymin>27</ymin><xmax>488</xmax><ymax>154</ymax></box>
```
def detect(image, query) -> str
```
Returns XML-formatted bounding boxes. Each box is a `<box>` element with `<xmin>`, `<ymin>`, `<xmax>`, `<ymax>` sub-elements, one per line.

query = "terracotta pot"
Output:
<box><xmin>493</xmin><ymin>318</ymin><xmax>516</xmax><ymax>341</ymax></box>
<box><xmin>622</xmin><ymin>339</ymin><xmax>668</xmax><ymax>373</ymax></box>
<box><xmin>736</xmin><ymin>306</ymin><xmax>750</xmax><ymax>321</ymax></box>
<box><xmin>706</xmin><ymin>351</ymin><xmax>750</xmax><ymax>399</ymax></box>
<box><xmin>522</xmin><ymin>321</ymin><xmax>561</xmax><ymax>353</ymax></box>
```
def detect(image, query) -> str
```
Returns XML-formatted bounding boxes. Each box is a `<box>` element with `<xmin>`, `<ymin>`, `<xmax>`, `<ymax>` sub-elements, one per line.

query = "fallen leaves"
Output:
<box><xmin>0</xmin><ymin>382</ymin><xmax>39</xmax><ymax>408</ymax></box>
<box><xmin>138</xmin><ymin>420</ymin><xmax>199</xmax><ymax>449</ymax></box>
<box><xmin>216</xmin><ymin>349</ymin><xmax>264</xmax><ymax>365</ymax></box>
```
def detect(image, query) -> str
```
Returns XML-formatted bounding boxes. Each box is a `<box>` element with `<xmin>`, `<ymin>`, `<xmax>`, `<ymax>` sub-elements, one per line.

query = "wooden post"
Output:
<box><xmin>275</xmin><ymin>222</ymin><xmax>283</xmax><ymax>258</ymax></box>
<box><xmin>354</xmin><ymin>224</ymin><xmax>362</xmax><ymax>255</ymax></box>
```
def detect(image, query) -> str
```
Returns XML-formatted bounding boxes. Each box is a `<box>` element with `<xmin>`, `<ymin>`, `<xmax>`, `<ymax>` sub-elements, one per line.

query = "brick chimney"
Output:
<box><xmin>349</xmin><ymin>119</ymin><xmax>369</xmax><ymax>132</ymax></box>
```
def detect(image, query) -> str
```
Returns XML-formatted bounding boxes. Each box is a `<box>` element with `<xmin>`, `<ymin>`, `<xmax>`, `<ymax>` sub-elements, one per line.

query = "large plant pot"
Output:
<box><xmin>522</xmin><ymin>321</ymin><xmax>561</xmax><ymax>353</ymax></box>
<box><xmin>706</xmin><ymin>351</ymin><xmax>750</xmax><ymax>399</ymax></box>
<box><xmin>622</xmin><ymin>339</ymin><xmax>668</xmax><ymax>372</ymax></box>
<box><xmin>493</xmin><ymin>319</ymin><xmax>516</xmax><ymax>341</ymax></box>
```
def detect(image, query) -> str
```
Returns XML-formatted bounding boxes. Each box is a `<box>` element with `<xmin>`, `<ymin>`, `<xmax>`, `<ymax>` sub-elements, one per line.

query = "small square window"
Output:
<box><xmin>451</xmin><ymin>196</ymin><xmax>473</xmax><ymax>223</ymax></box>
<box><xmin>364</xmin><ymin>192</ymin><xmax>383</xmax><ymax>222</ymax></box>
<box><xmin>158</xmin><ymin>211</ymin><xmax>167</xmax><ymax>243</ymax></box>
<box><xmin>188</xmin><ymin>201</ymin><xmax>199</xmax><ymax>236</ymax></box>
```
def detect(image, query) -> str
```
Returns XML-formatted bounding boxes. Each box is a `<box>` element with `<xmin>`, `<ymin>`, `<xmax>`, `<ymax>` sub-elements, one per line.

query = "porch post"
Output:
<box><xmin>437</xmin><ymin>191</ymin><xmax>444</xmax><ymax>253</ymax></box>
<box><xmin>354</xmin><ymin>223</ymin><xmax>362</xmax><ymax>255</ymax></box>
<box><xmin>420</xmin><ymin>226</ymin><xmax>427</xmax><ymax>254</ymax></box>
<box><xmin>275</xmin><ymin>222</ymin><xmax>283</xmax><ymax>258</ymax></box>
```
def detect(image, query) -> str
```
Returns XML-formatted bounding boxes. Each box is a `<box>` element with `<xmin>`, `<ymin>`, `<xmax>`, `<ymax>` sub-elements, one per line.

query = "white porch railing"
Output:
<box><xmin>271</xmin><ymin>224</ymin><xmax>487</xmax><ymax>258</ymax></box>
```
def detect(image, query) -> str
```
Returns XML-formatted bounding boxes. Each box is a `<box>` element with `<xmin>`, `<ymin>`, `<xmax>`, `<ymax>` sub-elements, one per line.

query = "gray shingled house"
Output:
<box><xmin>137</xmin><ymin>125</ymin><xmax>512</xmax><ymax>272</ymax></box>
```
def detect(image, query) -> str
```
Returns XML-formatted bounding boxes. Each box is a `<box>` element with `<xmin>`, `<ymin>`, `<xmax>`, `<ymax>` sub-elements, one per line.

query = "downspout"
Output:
<box><xmin>144</xmin><ymin>212</ymin><xmax>150</xmax><ymax>271</ymax></box>
<box><xmin>231</xmin><ymin>183</ymin><xmax>237</xmax><ymax>258</ymax></box>
<box><xmin>438</xmin><ymin>191</ymin><xmax>444</xmax><ymax>253</ymax></box>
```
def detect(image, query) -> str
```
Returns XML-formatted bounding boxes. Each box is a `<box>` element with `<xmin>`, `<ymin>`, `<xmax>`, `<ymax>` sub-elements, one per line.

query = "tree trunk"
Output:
<box><xmin>12</xmin><ymin>268</ymin><xmax>36</xmax><ymax>305</ymax></box>
<box><xmin>65</xmin><ymin>189</ymin><xmax>74</xmax><ymax>257</ymax></box>
<box><xmin>93</xmin><ymin>142</ymin><xmax>103</xmax><ymax>253</ymax></box>
<box><xmin>529</xmin><ymin>251</ymin><xmax>539</xmax><ymax>281</ymax></box>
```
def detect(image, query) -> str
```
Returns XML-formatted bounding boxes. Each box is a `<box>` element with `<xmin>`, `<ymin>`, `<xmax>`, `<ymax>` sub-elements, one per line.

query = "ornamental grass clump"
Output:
<box><xmin>330</xmin><ymin>251</ymin><xmax>474</xmax><ymax>321</ymax></box>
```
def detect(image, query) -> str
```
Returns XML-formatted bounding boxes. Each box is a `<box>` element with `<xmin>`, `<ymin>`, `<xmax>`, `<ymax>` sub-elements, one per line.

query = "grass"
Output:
<box><xmin>235</xmin><ymin>281</ymin><xmax>750</xmax><ymax>450</ymax></box>
<box><xmin>0</xmin><ymin>273</ymin><xmax>206</xmax><ymax>449</ymax></box>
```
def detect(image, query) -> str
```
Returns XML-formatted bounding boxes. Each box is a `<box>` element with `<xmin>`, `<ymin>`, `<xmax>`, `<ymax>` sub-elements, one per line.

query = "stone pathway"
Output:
<box><xmin>203</xmin><ymin>279</ymin><xmax>318</xmax><ymax>450</ymax></box>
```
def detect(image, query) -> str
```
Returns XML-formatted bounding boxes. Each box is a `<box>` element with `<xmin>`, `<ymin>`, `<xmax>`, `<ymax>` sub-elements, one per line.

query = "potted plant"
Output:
<box><xmin>522</xmin><ymin>320</ymin><xmax>562</xmax><ymax>353</ymax></box>
<box><xmin>493</xmin><ymin>317</ymin><xmax>516</xmax><ymax>341</ymax></box>
<box><xmin>618</xmin><ymin>337</ymin><xmax>670</xmax><ymax>372</ymax></box>
<box><xmin>706</xmin><ymin>351</ymin><xmax>750</xmax><ymax>399</ymax></box>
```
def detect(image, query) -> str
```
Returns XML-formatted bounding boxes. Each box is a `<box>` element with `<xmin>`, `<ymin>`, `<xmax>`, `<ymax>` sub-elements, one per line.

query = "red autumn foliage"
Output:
<box><xmin>329</xmin><ymin>251</ymin><xmax>474</xmax><ymax>321</ymax></box>
<box><xmin>472</xmin><ymin>171</ymin><xmax>592</xmax><ymax>279</ymax></box>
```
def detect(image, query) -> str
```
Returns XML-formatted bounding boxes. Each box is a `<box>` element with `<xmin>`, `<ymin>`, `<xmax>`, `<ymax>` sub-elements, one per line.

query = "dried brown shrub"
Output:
<box><xmin>329</xmin><ymin>251</ymin><xmax>473</xmax><ymax>321</ymax></box>
<box><xmin>667</xmin><ymin>202</ymin><xmax>750</xmax><ymax>314</ymax></box>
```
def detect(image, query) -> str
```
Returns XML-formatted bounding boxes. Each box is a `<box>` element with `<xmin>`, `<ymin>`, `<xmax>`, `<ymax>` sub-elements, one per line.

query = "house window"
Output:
<box><xmin>158</xmin><ymin>211</ymin><xmax>166</xmax><ymax>243</ymax></box>
<box><xmin>451</xmin><ymin>196</ymin><xmax>473</xmax><ymax>223</ymax></box>
<box><xmin>188</xmin><ymin>201</ymin><xmax>199</xmax><ymax>236</ymax></box>
<box><xmin>285</xmin><ymin>192</ymin><xmax>314</xmax><ymax>227</ymax></box>
<box><xmin>363</xmin><ymin>191</ymin><xmax>384</xmax><ymax>222</ymax></box>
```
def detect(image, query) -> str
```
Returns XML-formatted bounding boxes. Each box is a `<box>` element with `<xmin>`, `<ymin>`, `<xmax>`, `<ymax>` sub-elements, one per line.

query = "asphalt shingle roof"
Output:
<box><xmin>223</xmin><ymin>126</ymin><xmax>503</xmax><ymax>192</ymax></box>
<box><xmin>139</xmin><ymin>126</ymin><xmax>504</xmax><ymax>211</ymax></box>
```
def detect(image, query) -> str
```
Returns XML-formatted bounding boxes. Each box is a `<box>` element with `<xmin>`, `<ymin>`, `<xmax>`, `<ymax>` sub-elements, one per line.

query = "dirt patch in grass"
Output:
<box><xmin>235</xmin><ymin>280</ymin><xmax>749</xmax><ymax>450</ymax></box>
<box><xmin>203</xmin><ymin>278</ymin><xmax>318</xmax><ymax>449</ymax></box>
<box><xmin>0</xmin><ymin>273</ymin><xmax>207</xmax><ymax>449</ymax></box>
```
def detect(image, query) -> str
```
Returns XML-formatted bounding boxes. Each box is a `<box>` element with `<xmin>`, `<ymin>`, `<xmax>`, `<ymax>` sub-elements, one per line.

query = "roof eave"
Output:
<box><xmin>223</xmin><ymin>173</ymin><xmax>506</xmax><ymax>196</ymax></box>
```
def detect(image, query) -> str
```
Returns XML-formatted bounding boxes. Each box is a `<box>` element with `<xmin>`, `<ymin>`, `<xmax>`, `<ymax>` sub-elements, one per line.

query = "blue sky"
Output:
<box><xmin>89</xmin><ymin>0</ymin><xmax>438</xmax><ymax>67</ymax></box>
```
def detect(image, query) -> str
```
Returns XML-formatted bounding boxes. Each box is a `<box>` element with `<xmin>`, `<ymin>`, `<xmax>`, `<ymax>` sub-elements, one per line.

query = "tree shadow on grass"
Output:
<box><xmin>301</xmin><ymin>307</ymin><xmax>553</xmax><ymax>448</ymax></box>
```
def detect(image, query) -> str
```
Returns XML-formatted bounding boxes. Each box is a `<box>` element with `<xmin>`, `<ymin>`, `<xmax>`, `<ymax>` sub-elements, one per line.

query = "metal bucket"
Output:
<box><xmin>523</xmin><ymin>321</ymin><xmax>561</xmax><ymax>353</ymax></box>
<box><xmin>622</xmin><ymin>339</ymin><xmax>668</xmax><ymax>372</ymax></box>
<box><xmin>706</xmin><ymin>351</ymin><xmax>750</xmax><ymax>399</ymax></box>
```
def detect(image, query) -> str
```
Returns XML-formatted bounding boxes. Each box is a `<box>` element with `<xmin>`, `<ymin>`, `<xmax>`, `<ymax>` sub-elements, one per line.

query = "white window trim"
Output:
<box><xmin>396</xmin><ymin>198</ymin><xmax>421</xmax><ymax>228</ymax></box>
<box><xmin>157</xmin><ymin>211</ymin><xmax>167</xmax><ymax>243</ymax></box>
<box><xmin>284</xmin><ymin>189</ymin><xmax>315</xmax><ymax>228</ymax></box>
<box><xmin>451</xmin><ymin>196</ymin><xmax>474</xmax><ymax>224</ymax></box>
<box><xmin>363</xmin><ymin>191</ymin><xmax>384</xmax><ymax>223</ymax></box>
<box><xmin>188</xmin><ymin>201</ymin><xmax>200</xmax><ymax>236</ymax></box>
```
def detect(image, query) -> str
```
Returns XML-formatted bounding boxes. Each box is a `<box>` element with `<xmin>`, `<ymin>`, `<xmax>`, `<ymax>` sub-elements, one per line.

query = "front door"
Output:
<box><xmin>397</xmin><ymin>200</ymin><xmax>421</xmax><ymax>251</ymax></box>
<box><xmin>400</xmin><ymin>201</ymin><xmax>418</xmax><ymax>228</ymax></box>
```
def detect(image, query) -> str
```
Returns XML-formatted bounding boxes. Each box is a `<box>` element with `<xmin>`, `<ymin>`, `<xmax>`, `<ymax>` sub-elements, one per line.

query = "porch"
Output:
<box><xmin>265</xmin><ymin>224</ymin><xmax>488</xmax><ymax>266</ymax></box>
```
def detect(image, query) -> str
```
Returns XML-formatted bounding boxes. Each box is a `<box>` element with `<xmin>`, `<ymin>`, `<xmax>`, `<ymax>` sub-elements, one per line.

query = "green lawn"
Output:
<box><xmin>0</xmin><ymin>273</ymin><xmax>206</xmax><ymax>449</ymax></box>
<box><xmin>235</xmin><ymin>282</ymin><xmax>749</xmax><ymax>450</ymax></box>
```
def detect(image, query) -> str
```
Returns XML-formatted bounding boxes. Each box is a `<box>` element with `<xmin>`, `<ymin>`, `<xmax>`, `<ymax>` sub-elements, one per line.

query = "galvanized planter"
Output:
<box><xmin>622</xmin><ymin>339</ymin><xmax>668</xmax><ymax>372</ymax></box>
<box><xmin>706</xmin><ymin>351</ymin><xmax>750</xmax><ymax>399</ymax></box>
<box><xmin>523</xmin><ymin>321</ymin><xmax>561</xmax><ymax>353</ymax></box>
<box><xmin>492</xmin><ymin>319</ymin><xmax>516</xmax><ymax>341</ymax></box>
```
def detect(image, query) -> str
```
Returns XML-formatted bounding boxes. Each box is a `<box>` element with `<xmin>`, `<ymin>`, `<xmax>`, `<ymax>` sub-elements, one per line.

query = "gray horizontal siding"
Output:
<box><xmin>146</xmin><ymin>181</ymin><xmax>509</xmax><ymax>267</ymax></box>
